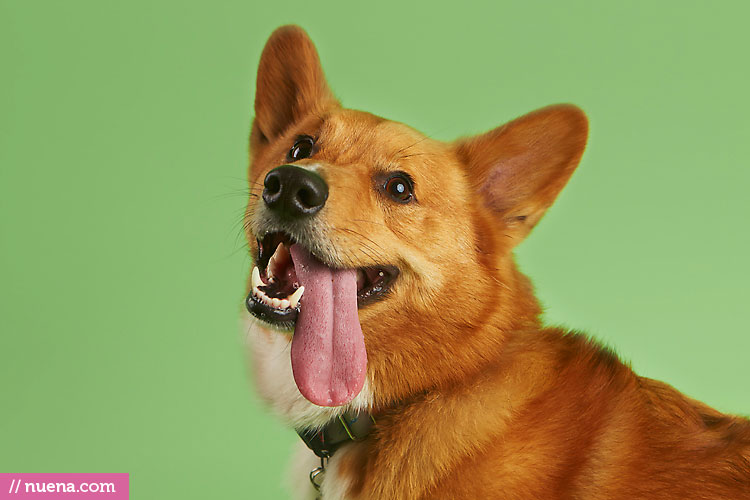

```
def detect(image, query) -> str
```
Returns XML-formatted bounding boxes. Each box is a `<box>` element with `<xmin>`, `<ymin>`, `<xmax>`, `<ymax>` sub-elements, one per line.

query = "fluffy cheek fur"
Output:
<box><xmin>242</xmin><ymin>312</ymin><xmax>374</xmax><ymax>430</ymax></box>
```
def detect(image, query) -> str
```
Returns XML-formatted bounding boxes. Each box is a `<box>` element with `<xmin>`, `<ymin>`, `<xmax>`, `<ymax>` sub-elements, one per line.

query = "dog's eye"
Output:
<box><xmin>384</xmin><ymin>174</ymin><xmax>413</xmax><ymax>203</ymax></box>
<box><xmin>287</xmin><ymin>136</ymin><xmax>315</xmax><ymax>162</ymax></box>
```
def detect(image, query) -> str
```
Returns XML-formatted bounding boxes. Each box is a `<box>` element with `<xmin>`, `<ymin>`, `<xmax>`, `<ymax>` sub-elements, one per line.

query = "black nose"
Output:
<box><xmin>262</xmin><ymin>165</ymin><xmax>329</xmax><ymax>218</ymax></box>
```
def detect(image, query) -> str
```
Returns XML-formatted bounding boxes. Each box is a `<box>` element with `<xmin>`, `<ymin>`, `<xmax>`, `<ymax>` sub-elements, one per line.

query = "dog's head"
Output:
<box><xmin>245</xmin><ymin>26</ymin><xmax>588</xmax><ymax>408</ymax></box>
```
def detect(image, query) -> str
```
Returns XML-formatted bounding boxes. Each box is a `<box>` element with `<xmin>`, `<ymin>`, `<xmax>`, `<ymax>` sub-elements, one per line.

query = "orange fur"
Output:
<box><xmin>245</xmin><ymin>26</ymin><xmax>750</xmax><ymax>499</ymax></box>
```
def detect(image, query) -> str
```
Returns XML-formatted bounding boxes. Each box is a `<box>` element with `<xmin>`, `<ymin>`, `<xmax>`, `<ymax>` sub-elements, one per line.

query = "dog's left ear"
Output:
<box><xmin>453</xmin><ymin>104</ymin><xmax>588</xmax><ymax>243</ymax></box>
<box><xmin>251</xmin><ymin>25</ymin><xmax>339</xmax><ymax>155</ymax></box>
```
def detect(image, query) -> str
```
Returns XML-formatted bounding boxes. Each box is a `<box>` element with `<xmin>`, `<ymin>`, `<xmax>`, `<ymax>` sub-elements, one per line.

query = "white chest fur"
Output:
<box><xmin>288</xmin><ymin>440</ymin><xmax>358</xmax><ymax>500</ymax></box>
<box><xmin>243</xmin><ymin>314</ymin><xmax>372</xmax><ymax>498</ymax></box>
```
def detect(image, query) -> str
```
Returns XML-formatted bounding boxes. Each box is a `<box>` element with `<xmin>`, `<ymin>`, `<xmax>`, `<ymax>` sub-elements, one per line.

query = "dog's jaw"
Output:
<box><xmin>242</xmin><ymin>312</ymin><xmax>375</xmax><ymax>430</ymax></box>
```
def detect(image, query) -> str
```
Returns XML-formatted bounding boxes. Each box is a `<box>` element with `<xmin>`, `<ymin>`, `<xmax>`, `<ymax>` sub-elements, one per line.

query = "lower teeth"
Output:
<box><xmin>251</xmin><ymin>267</ymin><xmax>304</xmax><ymax>310</ymax></box>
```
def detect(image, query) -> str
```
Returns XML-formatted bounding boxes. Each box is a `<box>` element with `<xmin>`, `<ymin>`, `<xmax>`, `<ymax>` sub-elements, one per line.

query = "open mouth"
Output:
<box><xmin>246</xmin><ymin>232</ymin><xmax>399</xmax><ymax>329</ymax></box>
<box><xmin>246</xmin><ymin>231</ymin><xmax>399</xmax><ymax>406</ymax></box>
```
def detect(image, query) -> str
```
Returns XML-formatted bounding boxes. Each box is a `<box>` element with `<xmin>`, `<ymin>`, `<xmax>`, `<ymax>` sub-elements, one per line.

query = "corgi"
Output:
<box><xmin>243</xmin><ymin>25</ymin><xmax>750</xmax><ymax>500</ymax></box>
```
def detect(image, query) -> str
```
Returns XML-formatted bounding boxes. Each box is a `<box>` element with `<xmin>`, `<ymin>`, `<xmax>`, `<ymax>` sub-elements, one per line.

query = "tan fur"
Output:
<box><xmin>245</xmin><ymin>26</ymin><xmax>750</xmax><ymax>499</ymax></box>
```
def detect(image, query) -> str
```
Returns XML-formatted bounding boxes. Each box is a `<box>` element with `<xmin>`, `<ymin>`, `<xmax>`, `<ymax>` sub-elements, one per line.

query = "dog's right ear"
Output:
<box><xmin>251</xmin><ymin>26</ymin><xmax>339</xmax><ymax>155</ymax></box>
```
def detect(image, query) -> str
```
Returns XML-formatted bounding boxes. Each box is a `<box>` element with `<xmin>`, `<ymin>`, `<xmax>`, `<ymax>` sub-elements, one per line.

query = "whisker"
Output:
<box><xmin>335</xmin><ymin>227</ymin><xmax>385</xmax><ymax>253</ymax></box>
<box><xmin>391</xmin><ymin>136</ymin><xmax>431</xmax><ymax>159</ymax></box>
<box><xmin>331</xmin><ymin>227</ymin><xmax>387</xmax><ymax>263</ymax></box>
<box><xmin>397</xmin><ymin>152</ymin><xmax>433</xmax><ymax>160</ymax></box>
<box><xmin>347</xmin><ymin>218</ymin><xmax>389</xmax><ymax>228</ymax></box>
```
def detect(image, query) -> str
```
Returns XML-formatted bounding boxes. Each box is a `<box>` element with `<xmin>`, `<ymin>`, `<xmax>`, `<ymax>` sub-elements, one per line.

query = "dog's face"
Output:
<box><xmin>245</xmin><ymin>26</ymin><xmax>588</xmax><ymax>409</ymax></box>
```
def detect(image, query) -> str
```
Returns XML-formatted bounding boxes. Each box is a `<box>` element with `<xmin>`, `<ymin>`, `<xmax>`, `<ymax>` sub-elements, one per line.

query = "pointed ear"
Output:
<box><xmin>251</xmin><ymin>26</ymin><xmax>339</xmax><ymax>152</ymax></box>
<box><xmin>453</xmin><ymin>104</ymin><xmax>588</xmax><ymax>243</ymax></box>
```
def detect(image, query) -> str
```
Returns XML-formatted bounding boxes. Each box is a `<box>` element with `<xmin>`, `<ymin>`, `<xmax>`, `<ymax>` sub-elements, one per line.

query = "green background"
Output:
<box><xmin>2</xmin><ymin>1</ymin><xmax>748</xmax><ymax>498</ymax></box>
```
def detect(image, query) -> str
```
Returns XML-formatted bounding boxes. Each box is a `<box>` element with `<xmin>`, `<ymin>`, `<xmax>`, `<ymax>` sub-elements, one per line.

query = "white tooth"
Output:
<box><xmin>268</xmin><ymin>243</ymin><xmax>283</xmax><ymax>279</ymax></box>
<box><xmin>289</xmin><ymin>286</ymin><xmax>304</xmax><ymax>308</ymax></box>
<box><xmin>279</xmin><ymin>299</ymin><xmax>290</xmax><ymax>309</ymax></box>
<box><xmin>271</xmin><ymin>298</ymin><xmax>281</xmax><ymax>308</ymax></box>
<box><xmin>251</xmin><ymin>267</ymin><xmax>262</xmax><ymax>290</ymax></box>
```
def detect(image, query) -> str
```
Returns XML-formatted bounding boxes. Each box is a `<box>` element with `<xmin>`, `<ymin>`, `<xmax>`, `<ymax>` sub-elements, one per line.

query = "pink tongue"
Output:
<box><xmin>289</xmin><ymin>244</ymin><xmax>367</xmax><ymax>407</ymax></box>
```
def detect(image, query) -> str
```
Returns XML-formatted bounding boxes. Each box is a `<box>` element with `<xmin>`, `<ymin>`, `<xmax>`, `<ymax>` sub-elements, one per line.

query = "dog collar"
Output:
<box><xmin>297</xmin><ymin>410</ymin><xmax>376</xmax><ymax>494</ymax></box>
<box><xmin>296</xmin><ymin>410</ymin><xmax>376</xmax><ymax>459</ymax></box>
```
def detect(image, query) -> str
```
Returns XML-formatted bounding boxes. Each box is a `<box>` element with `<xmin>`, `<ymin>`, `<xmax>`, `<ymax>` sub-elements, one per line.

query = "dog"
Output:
<box><xmin>242</xmin><ymin>25</ymin><xmax>750</xmax><ymax>500</ymax></box>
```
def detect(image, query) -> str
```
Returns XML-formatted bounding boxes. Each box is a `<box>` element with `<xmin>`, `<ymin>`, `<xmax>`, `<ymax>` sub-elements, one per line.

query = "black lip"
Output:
<box><xmin>246</xmin><ymin>293</ymin><xmax>298</xmax><ymax>330</ymax></box>
<box><xmin>356</xmin><ymin>265</ymin><xmax>399</xmax><ymax>307</ymax></box>
<box><xmin>246</xmin><ymin>232</ymin><xmax>399</xmax><ymax>328</ymax></box>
